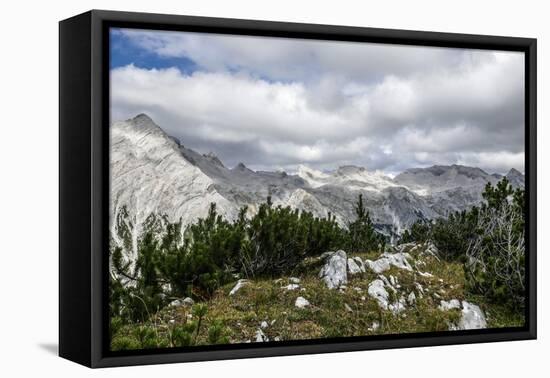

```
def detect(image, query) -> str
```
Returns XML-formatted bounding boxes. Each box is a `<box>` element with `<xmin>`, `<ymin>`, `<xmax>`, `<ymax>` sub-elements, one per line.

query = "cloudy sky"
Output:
<box><xmin>110</xmin><ymin>28</ymin><xmax>525</xmax><ymax>175</ymax></box>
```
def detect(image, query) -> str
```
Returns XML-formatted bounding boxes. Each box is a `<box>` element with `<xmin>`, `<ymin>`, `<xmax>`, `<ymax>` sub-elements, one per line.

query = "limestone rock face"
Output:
<box><xmin>439</xmin><ymin>299</ymin><xmax>461</xmax><ymax>311</ymax></box>
<box><xmin>319</xmin><ymin>250</ymin><xmax>348</xmax><ymax>289</ymax></box>
<box><xmin>365</xmin><ymin>251</ymin><xmax>413</xmax><ymax>274</ymax></box>
<box><xmin>439</xmin><ymin>299</ymin><xmax>487</xmax><ymax>330</ymax></box>
<box><xmin>110</xmin><ymin>114</ymin><xmax>237</xmax><ymax>272</ymax></box>
<box><xmin>364</xmin><ymin>258</ymin><xmax>391</xmax><ymax>274</ymax></box>
<box><xmin>368</xmin><ymin>279</ymin><xmax>390</xmax><ymax>310</ymax></box>
<box><xmin>347</xmin><ymin>257</ymin><xmax>366</xmax><ymax>275</ymax></box>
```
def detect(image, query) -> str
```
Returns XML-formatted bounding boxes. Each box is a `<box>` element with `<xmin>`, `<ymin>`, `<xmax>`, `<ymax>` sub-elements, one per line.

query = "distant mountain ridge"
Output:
<box><xmin>110</xmin><ymin>114</ymin><xmax>524</xmax><ymax>259</ymax></box>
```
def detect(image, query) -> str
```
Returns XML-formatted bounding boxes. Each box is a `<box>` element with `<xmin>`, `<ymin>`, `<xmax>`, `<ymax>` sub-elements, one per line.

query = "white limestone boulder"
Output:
<box><xmin>347</xmin><ymin>257</ymin><xmax>365</xmax><ymax>275</ymax></box>
<box><xmin>458</xmin><ymin>301</ymin><xmax>487</xmax><ymax>330</ymax></box>
<box><xmin>295</xmin><ymin>296</ymin><xmax>310</xmax><ymax>309</ymax></box>
<box><xmin>319</xmin><ymin>250</ymin><xmax>348</xmax><ymax>289</ymax></box>
<box><xmin>368</xmin><ymin>279</ymin><xmax>390</xmax><ymax>310</ymax></box>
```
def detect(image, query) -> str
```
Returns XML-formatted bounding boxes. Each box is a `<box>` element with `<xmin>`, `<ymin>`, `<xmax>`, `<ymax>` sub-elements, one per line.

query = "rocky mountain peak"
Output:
<box><xmin>131</xmin><ymin>113</ymin><xmax>161</xmax><ymax>130</ymax></box>
<box><xmin>111</xmin><ymin>114</ymin><xmax>525</xmax><ymax>244</ymax></box>
<box><xmin>203</xmin><ymin>152</ymin><xmax>225</xmax><ymax>168</ymax></box>
<box><xmin>233</xmin><ymin>162</ymin><xmax>252</xmax><ymax>172</ymax></box>
<box><xmin>505</xmin><ymin>168</ymin><xmax>525</xmax><ymax>188</ymax></box>
<box><xmin>506</xmin><ymin>168</ymin><xmax>523</xmax><ymax>177</ymax></box>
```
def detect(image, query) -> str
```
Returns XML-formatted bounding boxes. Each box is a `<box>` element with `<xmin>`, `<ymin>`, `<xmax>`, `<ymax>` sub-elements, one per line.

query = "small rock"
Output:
<box><xmin>169</xmin><ymin>297</ymin><xmax>194</xmax><ymax>307</ymax></box>
<box><xmin>169</xmin><ymin>299</ymin><xmax>183</xmax><ymax>307</ymax></box>
<box><xmin>255</xmin><ymin>328</ymin><xmax>269</xmax><ymax>342</ymax></box>
<box><xmin>283</xmin><ymin>284</ymin><xmax>300</xmax><ymax>291</ymax></box>
<box><xmin>368</xmin><ymin>321</ymin><xmax>380</xmax><ymax>331</ymax></box>
<box><xmin>274</xmin><ymin>336</ymin><xmax>281</xmax><ymax>342</ymax></box>
<box><xmin>229</xmin><ymin>279</ymin><xmax>250</xmax><ymax>296</ymax></box>
<box><xmin>182</xmin><ymin>297</ymin><xmax>194</xmax><ymax>306</ymax></box>
<box><xmin>295</xmin><ymin>296</ymin><xmax>310</xmax><ymax>309</ymax></box>
<box><xmin>289</xmin><ymin>277</ymin><xmax>301</xmax><ymax>284</ymax></box>
<box><xmin>389</xmin><ymin>296</ymin><xmax>407</xmax><ymax>314</ymax></box>
<box><xmin>417</xmin><ymin>271</ymin><xmax>433</xmax><ymax>278</ymax></box>
<box><xmin>354</xmin><ymin>287</ymin><xmax>363</xmax><ymax>292</ymax></box>
<box><xmin>260</xmin><ymin>321</ymin><xmax>269</xmax><ymax>329</ymax></box>
<box><xmin>407</xmin><ymin>291</ymin><xmax>416</xmax><ymax>305</ymax></box>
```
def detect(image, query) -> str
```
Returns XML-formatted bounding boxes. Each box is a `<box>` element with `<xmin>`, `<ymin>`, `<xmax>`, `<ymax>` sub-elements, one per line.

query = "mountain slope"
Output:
<box><xmin>110</xmin><ymin>114</ymin><xmax>238</xmax><ymax>265</ymax></box>
<box><xmin>110</xmin><ymin>114</ymin><xmax>525</xmax><ymax>248</ymax></box>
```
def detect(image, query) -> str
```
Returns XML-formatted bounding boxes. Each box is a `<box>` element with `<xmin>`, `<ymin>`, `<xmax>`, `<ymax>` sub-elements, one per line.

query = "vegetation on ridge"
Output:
<box><xmin>109</xmin><ymin>179</ymin><xmax>526</xmax><ymax>351</ymax></box>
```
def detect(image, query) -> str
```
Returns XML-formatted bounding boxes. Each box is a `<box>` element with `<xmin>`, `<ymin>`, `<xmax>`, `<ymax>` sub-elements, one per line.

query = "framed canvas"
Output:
<box><xmin>59</xmin><ymin>10</ymin><xmax>537</xmax><ymax>368</ymax></box>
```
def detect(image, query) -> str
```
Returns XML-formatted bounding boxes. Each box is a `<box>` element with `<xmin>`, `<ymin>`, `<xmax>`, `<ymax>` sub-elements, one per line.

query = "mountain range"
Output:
<box><xmin>110</xmin><ymin>114</ymin><xmax>524</xmax><ymax>257</ymax></box>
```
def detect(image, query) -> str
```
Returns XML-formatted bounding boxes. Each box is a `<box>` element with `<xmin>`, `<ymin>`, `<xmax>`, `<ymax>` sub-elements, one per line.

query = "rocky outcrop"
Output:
<box><xmin>319</xmin><ymin>250</ymin><xmax>348</xmax><ymax>289</ymax></box>
<box><xmin>368</xmin><ymin>279</ymin><xmax>390</xmax><ymax>310</ymax></box>
<box><xmin>365</xmin><ymin>251</ymin><xmax>413</xmax><ymax>273</ymax></box>
<box><xmin>169</xmin><ymin>297</ymin><xmax>194</xmax><ymax>307</ymax></box>
<box><xmin>439</xmin><ymin>299</ymin><xmax>487</xmax><ymax>330</ymax></box>
<box><xmin>229</xmin><ymin>279</ymin><xmax>250</xmax><ymax>296</ymax></box>
<box><xmin>439</xmin><ymin>299</ymin><xmax>461</xmax><ymax>311</ymax></box>
<box><xmin>458</xmin><ymin>301</ymin><xmax>487</xmax><ymax>330</ymax></box>
<box><xmin>347</xmin><ymin>257</ymin><xmax>366</xmax><ymax>275</ymax></box>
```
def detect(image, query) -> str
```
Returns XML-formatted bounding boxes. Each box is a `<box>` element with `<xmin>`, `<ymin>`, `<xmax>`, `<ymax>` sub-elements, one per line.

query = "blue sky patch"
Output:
<box><xmin>109</xmin><ymin>28</ymin><xmax>199</xmax><ymax>74</ymax></box>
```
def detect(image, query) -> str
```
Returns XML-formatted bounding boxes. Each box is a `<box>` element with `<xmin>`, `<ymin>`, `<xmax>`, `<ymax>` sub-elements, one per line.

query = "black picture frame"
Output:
<box><xmin>59</xmin><ymin>9</ymin><xmax>537</xmax><ymax>368</ymax></box>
